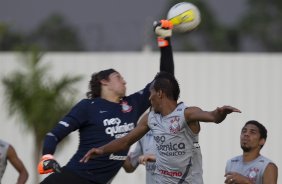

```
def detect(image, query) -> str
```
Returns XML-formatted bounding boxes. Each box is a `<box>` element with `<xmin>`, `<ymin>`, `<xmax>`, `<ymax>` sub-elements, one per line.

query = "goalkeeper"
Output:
<box><xmin>38</xmin><ymin>20</ymin><xmax>175</xmax><ymax>184</ymax></box>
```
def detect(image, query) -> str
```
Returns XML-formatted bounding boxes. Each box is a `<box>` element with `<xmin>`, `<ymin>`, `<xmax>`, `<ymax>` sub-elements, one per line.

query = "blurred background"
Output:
<box><xmin>1</xmin><ymin>0</ymin><xmax>282</xmax><ymax>52</ymax></box>
<box><xmin>1</xmin><ymin>0</ymin><xmax>281</xmax><ymax>184</ymax></box>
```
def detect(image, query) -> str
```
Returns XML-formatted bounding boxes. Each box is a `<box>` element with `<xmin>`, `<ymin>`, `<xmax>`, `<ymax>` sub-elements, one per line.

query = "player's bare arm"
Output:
<box><xmin>80</xmin><ymin>113</ymin><xmax>150</xmax><ymax>163</ymax></box>
<box><xmin>185</xmin><ymin>105</ymin><xmax>241</xmax><ymax>124</ymax></box>
<box><xmin>7</xmin><ymin>145</ymin><xmax>29</xmax><ymax>184</ymax></box>
<box><xmin>123</xmin><ymin>157</ymin><xmax>137</xmax><ymax>173</ymax></box>
<box><xmin>263</xmin><ymin>163</ymin><xmax>278</xmax><ymax>184</ymax></box>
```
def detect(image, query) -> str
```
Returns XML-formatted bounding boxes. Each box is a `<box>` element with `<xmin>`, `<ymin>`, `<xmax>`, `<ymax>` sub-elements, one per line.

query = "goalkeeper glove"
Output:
<box><xmin>153</xmin><ymin>20</ymin><xmax>173</xmax><ymax>47</ymax></box>
<box><xmin>37</xmin><ymin>154</ymin><xmax>61</xmax><ymax>174</ymax></box>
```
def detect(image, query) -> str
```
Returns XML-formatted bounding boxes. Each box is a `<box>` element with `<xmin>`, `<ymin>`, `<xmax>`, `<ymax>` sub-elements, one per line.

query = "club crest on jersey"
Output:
<box><xmin>248</xmin><ymin>167</ymin><xmax>259</xmax><ymax>182</ymax></box>
<box><xmin>120</xmin><ymin>101</ymin><xmax>132</xmax><ymax>113</ymax></box>
<box><xmin>169</xmin><ymin>116</ymin><xmax>180</xmax><ymax>134</ymax></box>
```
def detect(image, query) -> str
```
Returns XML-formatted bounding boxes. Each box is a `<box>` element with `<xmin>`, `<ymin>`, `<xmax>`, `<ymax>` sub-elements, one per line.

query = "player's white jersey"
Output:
<box><xmin>191</xmin><ymin>132</ymin><xmax>203</xmax><ymax>184</ymax></box>
<box><xmin>0</xmin><ymin>139</ymin><xmax>9</xmax><ymax>183</ymax></box>
<box><xmin>148</xmin><ymin>102</ymin><xmax>203</xmax><ymax>184</ymax></box>
<box><xmin>128</xmin><ymin>130</ymin><xmax>156</xmax><ymax>184</ymax></box>
<box><xmin>226</xmin><ymin>155</ymin><xmax>273</xmax><ymax>184</ymax></box>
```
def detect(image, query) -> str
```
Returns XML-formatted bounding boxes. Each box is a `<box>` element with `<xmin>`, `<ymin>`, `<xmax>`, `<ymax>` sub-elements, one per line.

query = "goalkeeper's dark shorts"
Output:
<box><xmin>40</xmin><ymin>167</ymin><xmax>98</xmax><ymax>184</ymax></box>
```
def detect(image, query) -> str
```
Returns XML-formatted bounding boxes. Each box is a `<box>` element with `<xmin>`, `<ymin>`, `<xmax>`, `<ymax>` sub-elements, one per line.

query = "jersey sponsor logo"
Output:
<box><xmin>154</xmin><ymin>135</ymin><xmax>186</xmax><ymax>156</ymax></box>
<box><xmin>109</xmin><ymin>153</ymin><xmax>127</xmax><ymax>160</ymax></box>
<box><xmin>158</xmin><ymin>169</ymin><xmax>183</xmax><ymax>177</ymax></box>
<box><xmin>59</xmin><ymin>121</ymin><xmax>69</xmax><ymax>127</ymax></box>
<box><xmin>103</xmin><ymin>118</ymin><xmax>135</xmax><ymax>138</ymax></box>
<box><xmin>99</xmin><ymin>110</ymin><xmax>107</xmax><ymax>113</ymax></box>
<box><xmin>154</xmin><ymin>135</ymin><xmax>166</xmax><ymax>143</ymax></box>
<box><xmin>120</xmin><ymin>101</ymin><xmax>132</xmax><ymax>113</ymax></box>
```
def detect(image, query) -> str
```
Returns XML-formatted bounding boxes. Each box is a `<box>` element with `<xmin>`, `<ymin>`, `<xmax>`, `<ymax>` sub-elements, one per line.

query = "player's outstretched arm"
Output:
<box><xmin>212</xmin><ymin>106</ymin><xmax>241</xmax><ymax>123</ymax></box>
<box><xmin>155</xmin><ymin>20</ymin><xmax>174</xmax><ymax>75</ymax></box>
<box><xmin>185</xmin><ymin>105</ymin><xmax>241</xmax><ymax>124</ymax></box>
<box><xmin>80</xmin><ymin>113</ymin><xmax>150</xmax><ymax>163</ymax></box>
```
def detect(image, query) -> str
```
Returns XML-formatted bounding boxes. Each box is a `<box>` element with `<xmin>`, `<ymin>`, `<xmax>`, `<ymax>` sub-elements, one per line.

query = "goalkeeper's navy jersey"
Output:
<box><xmin>42</xmin><ymin>38</ymin><xmax>174</xmax><ymax>184</ymax></box>
<box><xmin>43</xmin><ymin>84</ymin><xmax>151</xmax><ymax>183</ymax></box>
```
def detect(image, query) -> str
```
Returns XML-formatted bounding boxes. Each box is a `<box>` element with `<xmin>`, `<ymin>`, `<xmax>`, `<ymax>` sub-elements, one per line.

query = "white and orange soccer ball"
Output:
<box><xmin>167</xmin><ymin>2</ymin><xmax>201</xmax><ymax>33</ymax></box>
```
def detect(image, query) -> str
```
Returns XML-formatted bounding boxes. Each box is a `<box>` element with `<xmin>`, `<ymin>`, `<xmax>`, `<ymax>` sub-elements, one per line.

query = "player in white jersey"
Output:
<box><xmin>225</xmin><ymin>120</ymin><xmax>278</xmax><ymax>184</ymax></box>
<box><xmin>147</xmin><ymin>102</ymin><xmax>204</xmax><ymax>184</ymax></box>
<box><xmin>123</xmin><ymin>130</ymin><xmax>156</xmax><ymax>184</ymax></box>
<box><xmin>0</xmin><ymin>139</ymin><xmax>28</xmax><ymax>184</ymax></box>
<box><xmin>80</xmin><ymin>72</ymin><xmax>241</xmax><ymax>184</ymax></box>
<box><xmin>137</xmin><ymin>111</ymin><xmax>203</xmax><ymax>184</ymax></box>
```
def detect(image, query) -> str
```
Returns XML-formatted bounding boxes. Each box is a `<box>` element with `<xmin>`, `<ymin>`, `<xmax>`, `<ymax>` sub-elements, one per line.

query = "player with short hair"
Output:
<box><xmin>38</xmin><ymin>20</ymin><xmax>175</xmax><ymax>184</ymax></box>
<box><xmin>225</xmin><ymin>120</ymin><xmax>278</xmax><ymax>184</ymax></box>
<box><xmin>80</xmin><ymin>71</ymin><xmax>241</xmax><ymax>184</ymax></box>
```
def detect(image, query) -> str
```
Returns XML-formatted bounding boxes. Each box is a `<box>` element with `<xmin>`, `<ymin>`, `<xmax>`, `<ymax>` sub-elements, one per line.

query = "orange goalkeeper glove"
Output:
<box><xmin>37</xmin><ymin>154</ymin><xmax>61</xmax><ymax>174</ymax></box>
<box><xmin>153</xmin><ymin>20</ymin><xmax>173</xmax><ymax>47</ymax></box>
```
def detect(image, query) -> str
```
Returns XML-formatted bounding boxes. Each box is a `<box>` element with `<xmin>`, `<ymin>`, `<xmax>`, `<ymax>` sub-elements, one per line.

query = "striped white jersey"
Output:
<box><xmin>148</xmin><ymin>103</ymin><xmax>203</xmax><ymax>184</ymax></box>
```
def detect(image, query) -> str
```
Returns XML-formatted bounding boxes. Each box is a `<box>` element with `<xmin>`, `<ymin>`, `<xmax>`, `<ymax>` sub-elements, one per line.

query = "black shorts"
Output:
<box><xmin>40</xmin><ymin>167</ymin><xmax>97</xmax><ymax>184</ymax></box>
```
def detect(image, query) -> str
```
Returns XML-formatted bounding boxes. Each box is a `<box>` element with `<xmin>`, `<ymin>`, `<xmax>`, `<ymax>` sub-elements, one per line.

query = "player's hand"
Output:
<box><xmin>218</xmin><ymin>105</ymin><xmax>241</xmax><ymax>114</ymax></box>
<box><xmin>138</xmin><ymin>154</ymin><xmax>156</xmax><ymax>165</ymax></box>
<box><xmin>79</xmin><ymin>148</ymin><xmax>104</xmax><ymax>163</ymax></box>
<box><xmin>37</xmin><ymin>154</ymin><xmax>61</xmax><ymax>174</ymax></box>
<box><xmin>153</xmin><ymin>19</ymin><xmax>173</xmax><ymax>38</ymax></box>
<box><xmin>215</xmin><ymin>106</ymin><xmax>241</xmax><ymax>124</ymax></box>
<box><xmin>225</xmin><ymin>172</ymin><xmax>252</xmax><ymax>184</ymax></box>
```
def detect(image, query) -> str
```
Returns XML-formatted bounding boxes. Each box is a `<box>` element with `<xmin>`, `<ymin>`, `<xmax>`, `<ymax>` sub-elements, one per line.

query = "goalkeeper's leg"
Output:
<box><xmin>40</xmin><ymin>167</ymin><xmax>95</xmax><ymax>184</ymax></box>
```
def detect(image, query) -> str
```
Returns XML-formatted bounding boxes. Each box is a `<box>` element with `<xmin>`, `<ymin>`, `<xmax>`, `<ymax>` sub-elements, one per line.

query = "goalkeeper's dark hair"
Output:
<box><xmin>152</xmin><ymin>71</ymin><xmax>180</xmax><ymax>101</ymax></box>
<box><xmin>86</xmin><ymin>69</ymin><xmax>117</xmax><ymax>99</ymax></box>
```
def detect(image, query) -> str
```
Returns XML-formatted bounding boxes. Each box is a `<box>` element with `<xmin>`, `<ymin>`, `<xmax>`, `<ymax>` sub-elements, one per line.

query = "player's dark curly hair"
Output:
<box><xmin>152</xmin><ymin>71</ymin><xmax>180</xmax><ymax>101</ymax></box>
<box><xmin>244</xmin><ymin>120</ymin><xmax>267</xmax><ymax>148</ymax></box>
<box><xmin>86</xmin><ymin>69</ymin><xmax>117</xmax><ymax>99</ymax></box>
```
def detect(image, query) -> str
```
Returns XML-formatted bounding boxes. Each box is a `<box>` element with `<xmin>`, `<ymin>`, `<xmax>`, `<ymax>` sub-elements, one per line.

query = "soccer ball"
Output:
<box><xmin>167</xmin><ymin>2</ymin><xmax>201</xmax><ymax>33</ymax></box>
